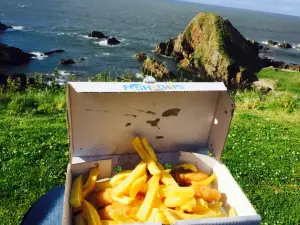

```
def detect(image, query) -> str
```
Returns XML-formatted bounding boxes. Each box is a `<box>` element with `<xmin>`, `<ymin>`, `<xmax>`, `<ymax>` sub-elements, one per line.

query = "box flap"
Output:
<box><xmin>67</xmin><ymin>82</ymin><xmax>234</xmax><ymax>160</ymax></box>
<box><xmin>68</xmin><ymin>82</ymin><xmax>227</xmax><ymax>93</ymax></box>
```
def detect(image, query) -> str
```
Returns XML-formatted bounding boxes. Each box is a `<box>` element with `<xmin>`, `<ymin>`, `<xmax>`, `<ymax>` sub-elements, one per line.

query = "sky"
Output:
<box><xmin>180</xmin><ymin>0</ymin><xmax>300</xmax><ymax>17</ymax></box>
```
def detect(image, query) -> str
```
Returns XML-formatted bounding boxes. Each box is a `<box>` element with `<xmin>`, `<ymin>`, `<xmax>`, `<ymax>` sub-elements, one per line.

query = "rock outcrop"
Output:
<box><xmin>44</xmin><ymin>49</ymin><xmax>65</xmax><ymax>56</ymax></box>
<box><xmin>155</xmin><ymin>39</ymin><xmax>175</xmax><ymax>56</ymax></box>
<box><xmin>88</xmin><ymin>31</ymin><xmax>108</xmax><ymax>39</ymax></box>
<box><xmin>107</xmin><ymin>37</ymin><xmax>120</xmax><ymax>45</ymax></box>
<box><xmin>142</xmin><ymin>57</ymin><xmax>174</xmax><ymax>79</ymax></box>
<box><xmin>134</xmin><ymin>52</ymin><xmax>147</xmax><ymax>62</ymax></box>
<box><xmin>60</xmin><ymin>59</ymin><xmax>75</xmax><ymax>65</ymax></box>
<box><xmin>248</xmin><ymin>40</ymin><xmax>264</xmax><ymax>54</ymax></box>
<box><xmin>278</xmin><ymin>42</ymin><xmax>292</xmax><ymax>49</ymax></box>
<box><xmin>155</xmin><ymin>13</ymin><xmax>260</xmax><ymax>85</ymax></box>
<box><xmin>0</xmin><ymin>22</ymin><xmax>12</xmax><ymax>31</ymax></box>
<box><xmin>268</xmin><ymin>40</ymin><xmax>278</xmax><ymax>47</ymax></box>
<box><xmin>267</xmin><ymin>40</ymin><xmax>292</xmax><ymax>49</ymax></box>
<box><xmin>0</xmin><ymin>43</ymin><xmax>33</xmax><ymax>66</ymax></box>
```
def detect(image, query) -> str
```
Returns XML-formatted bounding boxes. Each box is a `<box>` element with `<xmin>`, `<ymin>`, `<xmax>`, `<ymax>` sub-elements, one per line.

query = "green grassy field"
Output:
<box><xmin>0</xmin><ymin>68</ymin><xmax>299</xmax><ymax>224</ymax></box>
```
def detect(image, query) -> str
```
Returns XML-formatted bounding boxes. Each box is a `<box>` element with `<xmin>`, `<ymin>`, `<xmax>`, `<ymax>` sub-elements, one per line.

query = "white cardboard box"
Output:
<box><xmin>63</xmin><ymin>82</ymin><xmax>261</xmax><ymax>225</ymax></box>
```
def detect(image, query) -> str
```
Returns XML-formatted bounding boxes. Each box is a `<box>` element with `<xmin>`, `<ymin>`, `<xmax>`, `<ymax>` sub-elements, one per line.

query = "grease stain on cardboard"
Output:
<box><xmin>162</xmin><ymin>108</ymin><xmax>181</xmax><ymax>117</ymax></box>
<box><xmin>146</xmin><ymin>118</ymin><xmax>160</xmax><ymax>128</ymax></box>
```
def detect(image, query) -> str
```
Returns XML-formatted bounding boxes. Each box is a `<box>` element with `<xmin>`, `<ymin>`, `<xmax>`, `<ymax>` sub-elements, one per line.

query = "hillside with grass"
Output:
<box><xmin>0</xmin><ymin>68</ymin><xmax>299</xmax><ymax>225</ymax></box>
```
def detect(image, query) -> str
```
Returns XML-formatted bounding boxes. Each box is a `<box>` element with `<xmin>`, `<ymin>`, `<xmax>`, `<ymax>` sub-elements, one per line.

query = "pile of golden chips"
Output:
<box><xmin>70</xmin><ymin>137</ymin><xmax>237</xmax><ymax>225</ymax></box>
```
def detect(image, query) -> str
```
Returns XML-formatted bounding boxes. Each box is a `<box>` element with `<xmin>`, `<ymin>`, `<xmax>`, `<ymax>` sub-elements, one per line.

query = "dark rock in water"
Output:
<box><xmin>80</xmin><ymin>57</ymin><xmax>86</xmax><ymax>61</ymax></box>
<box><xmin>159</xmin><ymin>13</ymin><xmax>260</xmax><ymax>85</ymax></box>
<box><xmin>267</xmin><ymin>40</ymin><xmax>292</xmax><ymax>49</ymax></box>
<box><xmin>0</xmin><ymin>43</ymin><xmax>33</xmax><ymax>66</ymax></box>
<box><xmin>44</xmin><ymin>49</ymin><xmax>65</xmax><ymax>56</ymax></box>
<box><xmin>268</xmin><ymin>40</ymin><xmax>278</xmax><ymax>47</ymax></box>
<box><xmin>134</xmin><ymin>52</ymin><xmax>147</xmax><ymax>62</ymax></box>
<box><xmin>142</xmin><ymin>57</ymin><xmax>175</xmax><ymax>80</ymax></box>
<box><xmin>278</xmin><ymin>42</ymin><xmax>292</xmax><ymax>49</ymax></box>
<box><xmin>0</xmin><ymin>22</ymin><xmax>12</xmax><ymax>31</ymax></box>
<box><xmin>107</xmin><ymin>37</ymin><xmax>120</xmax><ymax>45</ymax></box>
<box><xmin>155</xmin><ymin>39</ymin><xmax>175</xmax><ymax>56</ymax></box>
<box><xmin>88</xmin><ymin>31</ymin><xmax>108</xmax><ymax>39</ymax></box>
<box><xmin>60</xmin><ymin>59</ymin><xmax>75</xmax><ymax>65</ymax></box>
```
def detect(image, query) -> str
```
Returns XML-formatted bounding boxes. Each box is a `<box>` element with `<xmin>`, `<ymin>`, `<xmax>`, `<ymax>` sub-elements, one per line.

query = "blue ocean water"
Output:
<box><xmin>0</xmin><ymin>0</ymin><xmax>300</xmax><ymax>77</ymax></box>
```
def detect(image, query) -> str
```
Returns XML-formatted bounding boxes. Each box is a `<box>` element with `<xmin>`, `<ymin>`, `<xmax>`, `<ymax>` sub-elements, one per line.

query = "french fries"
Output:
<box><xmin>83</xmin><ymin>166</ymin><xmax>99</xmax><ymax>198</ymax></box>
<box><xmin>109</xmin><ymin>170</ymin><xmax>132</xmax><ymax>187</ymax></box>
<box><xmin>70</xmin><ymin>175</ymin><xmax>83</xmax><ymax>208</ymax></box>
<box><xmin>161</xmin><ymin>169</ymin><xmax>178</xmax><ymax>186</ymax></box>
<box><xmin>160</xmin><ymin>186</ymin><xmax>195</xmax><ymax>198</ymax></box>
<box><xmin>69</xmin><ymin>137</ymin><xmax>237</xmax><ymax>225</ymax></box>
<box><xmin>129</xmin><ymin>173</ymin><xmax>147</xmax><ymax>198</ymax></box>
<box><xmin>137</xmin><ymin>174</ymin><xmax>160</xmax><ymax>221</ymax></box>
<box><xmin>95</xmin><ymin>179</ymin><xmax>112</xmax><ymax>192</ymax></box>
<box><xmin>112</xmin><ymin>162</ymin><xmax>147</xmax><ymax>197</ymax></box>
<box><xmin>74</xmin><ymin>214</ymin><xmax>86</xmax><ymax>225</ymax></box>
<box><xmin>229</xmin><ymin>207</ymin><xmax>238</xmax><ymax>217</ymax></box>
<box><xmin>82</xmin><ymin>200</ymin><xmax>102</xmax><ymax>225</ymax></box>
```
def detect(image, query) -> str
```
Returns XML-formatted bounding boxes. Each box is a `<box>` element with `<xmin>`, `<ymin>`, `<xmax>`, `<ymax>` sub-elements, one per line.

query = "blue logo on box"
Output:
<box><xmin>123</xmin><ymin>83</ymin><xmax>185</xmax><ymax>91</ymax></box>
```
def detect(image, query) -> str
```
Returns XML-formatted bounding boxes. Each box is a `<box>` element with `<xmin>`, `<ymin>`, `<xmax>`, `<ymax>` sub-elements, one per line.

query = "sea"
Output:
<box><xmin>1</xmin><ymin>0</ymin><xmax>300</xmax><ymax>78</ymax></box>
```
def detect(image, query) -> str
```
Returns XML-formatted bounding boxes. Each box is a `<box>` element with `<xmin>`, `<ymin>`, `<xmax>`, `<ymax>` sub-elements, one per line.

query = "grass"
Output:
<box><xmin>0</xmin><ymin>68</ymin><xmax>299</xmax><ymax>224</ymax></box>
<box><xmin>257</xmin><ymin>67</ymin><xmax>300</xmax><ymax>94</ymax></box>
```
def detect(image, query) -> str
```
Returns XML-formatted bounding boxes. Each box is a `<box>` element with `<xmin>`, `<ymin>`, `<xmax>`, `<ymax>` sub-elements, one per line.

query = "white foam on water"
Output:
<box><xmin>94</xmin><ymin>38</ymin><xmax>124</xmax><ymax>47</ymax></box>
<box><xmin>292</xmin><ymin>44</ymin><xmax>300</xmax><ymax>50</ymax></box>
<box><xmin>260</xmin><ymin>40</ymin><xmax>268</xmax><ymax>45</ymax></box>
<box><xmin>102</xmin><ymin>52</ymin><xmax>110</xmax><ymax>56</ymax></box>
<box><xmin>57</xmin><ymin>32</ymin><xmax>77</xmax><ymax>36</ymax></box>
<box><xmin>80</xmin><ymin>35</ymin><xmax>98</xmax><ymax>40</ymax></box>
<box><xmin>19</xmin><ymin>4</ymin><xmax>31</xmax><ymax>8</ymax></box>
<box><xmin>12</xmin><ymin>26</ymin><xmax>24</xmax><ymax>30</ymax></box>
<box><xmin>30</xmin><ymin>52</ymin><xmax>48</xmax><ymax>60</ymax></box>
<box><xmin>57</xmin><ymin>70</ymin><xmax>71</xmax><ymax>76</ymax></box>
<box><xmin>94</xmin><ymin>39</ymin><xmax>109</xmax><ymax>46</ymax></box>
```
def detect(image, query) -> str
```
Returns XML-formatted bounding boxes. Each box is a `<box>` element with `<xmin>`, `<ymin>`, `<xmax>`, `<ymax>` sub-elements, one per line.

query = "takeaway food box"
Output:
<box><xmin>62</xmin><ymin>81</ymin><xmax>261</xmax><ymax>225</ymax></box>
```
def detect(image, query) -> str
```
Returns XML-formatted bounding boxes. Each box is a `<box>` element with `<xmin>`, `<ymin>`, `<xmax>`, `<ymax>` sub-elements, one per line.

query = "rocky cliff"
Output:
<box><xmin>155</xmin><ymin>13</ymin><xmax>261</xmax><ymax>85</ymax></box>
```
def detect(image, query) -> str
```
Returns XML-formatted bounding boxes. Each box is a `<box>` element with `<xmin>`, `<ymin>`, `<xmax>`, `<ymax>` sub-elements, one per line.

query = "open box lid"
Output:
<box><xmin>67</xmin><ymin>82</ymin><xmax>234</xmax><ymax>161</ymax></box>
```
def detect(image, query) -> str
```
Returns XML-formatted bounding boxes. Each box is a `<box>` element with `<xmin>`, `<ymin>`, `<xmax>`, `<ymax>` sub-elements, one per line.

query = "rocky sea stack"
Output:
<box><xmin>155</xmin><ymin>13</ymin><xmax>261</xmax><ymax>85</ymax></box>
<box><xmin>142</xmin><ymin>57</ymin><xmax>174</xmax><ymax>79</ymax></box>
<box><xmin>60</xmin><ymin>58</ymin><xmax>75</xmax><ymax>65</ymax></box>
<box><xmin>0</xmin><ymin>22</ymin><xmax>12</xmax><ymax>31</ymax></box>
<box><xmin>88</xmin><ymin>31</ymin><xmax>108</xmax><ymax>39</ymax></box>
<box><xmin>0</xmin><ymin>43</ymin><xmax>33</xmax><ymax>66</ymax></box>
<box><xmin>134</xmin><ymin>52</ymin><xmax>147</xmax><ymax>62</ymax></box>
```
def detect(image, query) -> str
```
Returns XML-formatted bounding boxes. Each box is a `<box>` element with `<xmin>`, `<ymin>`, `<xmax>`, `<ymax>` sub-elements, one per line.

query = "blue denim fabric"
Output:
<box><xmin>21</xmin><ymin>186</ymin><xmax>64</xmax><ymax>225</ymax></box>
